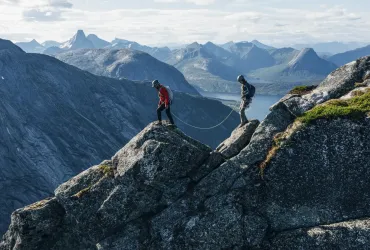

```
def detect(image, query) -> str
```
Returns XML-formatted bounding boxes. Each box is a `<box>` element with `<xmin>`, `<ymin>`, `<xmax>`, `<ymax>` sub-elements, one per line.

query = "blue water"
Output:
<box><xmin>201</xmin><ymin>92</ymin><xmax>283</xmax><ymax>121</ymax></box>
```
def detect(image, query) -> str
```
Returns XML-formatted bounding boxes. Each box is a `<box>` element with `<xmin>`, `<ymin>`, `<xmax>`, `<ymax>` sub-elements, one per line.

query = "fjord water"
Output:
<box><xmin>201</xmin><ymin>92</ymin><xmax>283</xmax><ymax>121</ymax></box>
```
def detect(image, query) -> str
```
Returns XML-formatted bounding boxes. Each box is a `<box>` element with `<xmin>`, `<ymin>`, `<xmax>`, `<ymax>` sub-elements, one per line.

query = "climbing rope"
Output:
<box><xmin>171</xmin><ymin>108</ymin><xmax>235</xmax><ymax>130</ymax></box>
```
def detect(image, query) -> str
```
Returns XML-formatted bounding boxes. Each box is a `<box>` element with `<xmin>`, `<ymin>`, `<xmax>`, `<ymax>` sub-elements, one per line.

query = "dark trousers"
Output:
<box><xmin>157</xmin><ymin>104</ymin><xmax>175</xmax><ymax>125</ymax></box>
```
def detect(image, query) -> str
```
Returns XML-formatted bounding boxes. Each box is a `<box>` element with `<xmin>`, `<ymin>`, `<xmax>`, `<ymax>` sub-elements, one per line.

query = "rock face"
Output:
<box><xmin>56</xmin><ymin>49</ymin><xmax>199</xmax><ymax>95</ymax></box>
<box><xmin>0</xmin><ymin>40</ymin><xmax>239</xmax><ymax>235</ymax></box>
<box><xmin>216</xmin><ymin>120</ymin><xmax>260</xmax><ymax>159</ymax></box>
<box><xmin>1</xmin><ymin>56</ymin><xmax>370</xmax><ymax>249</ymax></box>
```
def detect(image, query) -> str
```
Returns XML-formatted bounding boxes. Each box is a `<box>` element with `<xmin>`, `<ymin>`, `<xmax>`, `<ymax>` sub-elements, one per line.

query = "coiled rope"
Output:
<box><xmin>171</xmin><ymin>108</ymin><xmax>235</xmax><ymax>130</ymax></box>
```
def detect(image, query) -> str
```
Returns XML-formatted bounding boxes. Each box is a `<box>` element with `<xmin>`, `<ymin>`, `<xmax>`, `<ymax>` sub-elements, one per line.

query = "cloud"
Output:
<box><xmin>21</xmin><ymin>0</ymin><xmax>73</xmax><ymax>22</ymax></box>
<box><xmin>0</xmin><ymin>0</ymin><xmax>20</xmax><ymax>4</ymax></box>
<box><xmin>154</xmin><ymin>0</ymin><xmax>215</xmax><ymax>5</ymax></box>
<box><xmin>48</xmin><ymin>0</ymin><xmax>72</xmax><ymax>8</ymax></box>
<box><xmin>1</xmin><ymin>0</ymin><xmax>369</xmax><ymax>46</ymax></box>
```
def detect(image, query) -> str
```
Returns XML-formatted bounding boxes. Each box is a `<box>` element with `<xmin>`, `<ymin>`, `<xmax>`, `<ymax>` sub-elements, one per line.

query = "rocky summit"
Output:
<box><xmin>1</xmin><ymin>56</ymin><xmax>370</xmax><ymax>249</ymax></box>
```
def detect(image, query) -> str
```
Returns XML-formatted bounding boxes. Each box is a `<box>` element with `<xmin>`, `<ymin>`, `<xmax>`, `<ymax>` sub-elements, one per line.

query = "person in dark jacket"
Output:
<box><xmin>237</xmin><ymin>75</ymin><xmax>252</xmax><ymax>126</ymax></box>
<box><xmin>152</xmin><ymin>80</ymin><xmax>175</xmax><ymax>125</ymax></box>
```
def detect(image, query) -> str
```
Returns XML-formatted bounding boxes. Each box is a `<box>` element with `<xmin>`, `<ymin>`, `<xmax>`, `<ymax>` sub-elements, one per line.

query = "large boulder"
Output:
<box><xmin>216</xmin><ymin>119</ymin><xmax>259</xmax><ymax>159</ymax></box>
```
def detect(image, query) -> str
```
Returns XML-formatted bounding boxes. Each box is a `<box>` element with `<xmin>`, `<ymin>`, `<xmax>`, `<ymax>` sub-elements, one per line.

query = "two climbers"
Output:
<box><xmin>152</xmin><ymin>80</ymin><xmax>175</xmax><ymax>126</ymax></box>
<box><xmin>237</xmin><ymin>75</ymin><xmax>255</xmax><ymax>127</ymax></box>
<box><xmin>152</xmin><ymin>75</ymin><xmax>254</xmax><ymax>128</ymax></box>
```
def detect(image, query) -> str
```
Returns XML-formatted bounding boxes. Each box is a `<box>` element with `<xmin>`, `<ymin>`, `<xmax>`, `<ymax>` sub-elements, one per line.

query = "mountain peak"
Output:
<box><xmin>287</xmin><ymin>47</ymin><xmax>337</xmax><ymax>75</ymax></box>
<box><xmin>87</xmin><ymin>34</ymin><xmax>111</xmax><ymax>48</ymax></box>
<box><xmin>76</xmin><ymin>29</ymin><xmax>85</xmax><ymax>36</ymax></box>
<box><xmin>0</xmin><ymin>39</ymin><xmax>24</xmax><ymax>53</ymax></box>
<box><xmin>60</xmin><ymin>30</ymin><xmax>94</xmax><ymax>50</ymax></box>
<box><xmin>288</xmin><ymin>48</ymin><xmax>319</xmax><ymax>66</ymax></box>
<box><xmin>186</xmin><ymin>42</ymin><xmax>201</xmax><ymax>49</ymax></box>
<box><xmin>251</xmin><ymin>40</ymin><xmax>275</xmax><ymax>50</ymax></box>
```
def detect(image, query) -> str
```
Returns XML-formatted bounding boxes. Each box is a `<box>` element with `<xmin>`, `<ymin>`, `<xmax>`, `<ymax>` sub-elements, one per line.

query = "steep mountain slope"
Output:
<box><xmin>203</xmin><ymin>42</ymin><xmax>234</xmax><ymax>61</ymax></box>
<box><xmin>15</xmin><ymin>39</ymin><xmax>44</xmax><ymax>53</ymax></box>
<box><xmin>2</xmin><ymin>56</ymin><xmax>370</xmax><ymax>249</ymax></box>
<box><xmin>42</xmin><ymin>41</ymin><xmax>62</xmax><ymax>49</ymax></box>
<box><xmin>43</xmin><ymin>30</ymin><xmax>95</xmax><ymax>55</ymax></box>
<box><xmin>329</xmin><ymin>45</ymin><xmax>370</xmax><ymax>66</ymax></box>
<box><xmin>285</xmin><ymin>48</ymin><xmax>338</xmax><ymax>75</ymax></box>
<box><xmin>0</xmin><ymin>39</ymin><xmax>239</xmax><ymax>235</ymax></box>
<box><xmin>56</xmin><ymin>49</ymin><xmax>199</xmax><ymax>95</ymax></box>
<box><xmin>293</xmin><ymin>41</ymin><xmax>366</xmax><ymax>54</ymax></box>
<box><xmin>251</xmin><ymin>40</ymin><xmax>276</xmax><ymax>50</ymax></box>
<box><xmin>269</xmin><ymin>47</ymin><xmax>299</xmax><ymax>65</ymax></box>
<box><xmin>228</xmin><ymin>42</ymin><xmax>275</xmax><ymax>72</ymax></box>
<box><xmin>110</xmin><ymin>38</ymin><xmax>171</xmax><ymax>62</ymax></box>
<box><xmin>87</xmin><ymin>34</ymin><xmax>111</xmax><ymax>48</ymax></box>
<box><xmin>168</xmin><ymin>42</ymin><xmax>241</xmax><ymax>93</ymax></box>
<box><xmin>60</xmin><ymin>30</ymin><xmax>94</xmax><ymax>50</ymax></box>
<box><xmin>249</xmin><ymin>48</ymin><xmax>338</xmax><ymax>84</ymax></box>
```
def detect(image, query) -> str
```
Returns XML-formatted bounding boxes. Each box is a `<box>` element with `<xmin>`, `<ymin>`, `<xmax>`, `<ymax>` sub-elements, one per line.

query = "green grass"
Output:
<box><xmin>74</xmin><ymin>186</ymin><xmax>92</xmax><ymax>199</ymax></box>
<box><xmin>298</xmin><ymin>90</ymin><xmax>370</xmax><ymax>123</ymax></box>
<box><xmin>355</xmin><ymin>82</ymin><xmax>367</xmax><ymax>88</ymax></box>
<box><xmin>99</xmin><ymin>164</ymin><xmax>114</xmax><ymax>177</ymax></box>
<box><xmin>289</xmin><ymin>85</ymin><xmax>317</xmax><ymax>95</ymax></box>
<box><xmin>26</xmin><ymin>199</ymin><xmax>50</xmax><ymax>210</ymax></box>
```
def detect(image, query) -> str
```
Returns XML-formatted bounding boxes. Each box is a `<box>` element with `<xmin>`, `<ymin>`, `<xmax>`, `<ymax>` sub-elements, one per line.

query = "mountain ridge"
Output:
<box><xmin>1</xmin><ymin>56</ymin><xmax>370</xmax><ymax>249</ymax></box>
<box><xmin>0</xmin><ymin>39</ymin><xmax>239</xmax><ymax>235</ymax></box>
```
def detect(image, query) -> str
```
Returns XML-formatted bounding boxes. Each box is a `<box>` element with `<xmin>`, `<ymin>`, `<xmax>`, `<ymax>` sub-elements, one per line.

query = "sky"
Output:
<box><xmin>0</xmin><ymin>0</ymin><xmax>370</xmax><ymax>47</ymax></box>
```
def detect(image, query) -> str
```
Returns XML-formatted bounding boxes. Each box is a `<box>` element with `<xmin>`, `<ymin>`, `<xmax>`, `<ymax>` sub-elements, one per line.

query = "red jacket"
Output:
<box><xmin>158</xmin><ymin>85</ymin><xmax>170</xmax><ymax>106</ymax></box>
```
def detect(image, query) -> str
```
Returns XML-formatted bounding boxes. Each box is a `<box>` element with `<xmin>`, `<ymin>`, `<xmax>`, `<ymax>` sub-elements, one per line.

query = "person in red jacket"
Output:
<box><xmin>152</xmin><ymin>80</ymin><xmax>175</xmax><ymax>125</ymax></box>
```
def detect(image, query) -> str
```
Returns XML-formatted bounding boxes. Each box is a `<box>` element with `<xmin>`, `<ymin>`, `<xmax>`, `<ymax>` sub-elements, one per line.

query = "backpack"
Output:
<box><xmin>165</xmin><ymin>86</ymin><xmax>174</xmax><ymax>103</ymax></box>
<box><xmin>248</xmin><ymin>83</ymin><xmax>256</xmax><ymax>98</ymax></box>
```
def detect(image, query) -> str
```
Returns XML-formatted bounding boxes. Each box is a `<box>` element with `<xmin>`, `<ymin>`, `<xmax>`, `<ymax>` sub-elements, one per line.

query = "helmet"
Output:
<box><xmin>237</xmin><ymin>75</ymin><xmax>245</xmax><ymax>82</ymax></box>
<box><xmin>152</xmin><ymin>79</ymin><xmax>160</xmax><ymax>88</ymax></box>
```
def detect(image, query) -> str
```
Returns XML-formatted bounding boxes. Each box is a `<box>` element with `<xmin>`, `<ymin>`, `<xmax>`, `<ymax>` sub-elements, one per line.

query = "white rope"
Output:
<box><xmin>171</xmin><ymin>108</ymin><xmax>236</xmax><ymax>130</ymax></box>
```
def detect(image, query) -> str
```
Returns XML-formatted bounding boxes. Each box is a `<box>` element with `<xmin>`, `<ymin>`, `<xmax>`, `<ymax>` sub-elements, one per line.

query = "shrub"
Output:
<box><xmin>289</xmin><ymin>85</ymin><xmax>317</xmax><ymax>95</ymax></box>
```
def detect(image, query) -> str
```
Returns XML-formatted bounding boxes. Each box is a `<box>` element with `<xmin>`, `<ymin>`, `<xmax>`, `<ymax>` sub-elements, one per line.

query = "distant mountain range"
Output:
<box><xmin>56</xmin><ymin>48</ymin><xmax>199</xmax><ymax>95</ymax></box>
<box><xmin>15</xmin><ymin>39</ymin><xmax>44</xmax><ymax>53</ymax></box>
<box><xmin>292</xmin><ymin>42</ymin><xmax>367</xmax><ymax>55</ymax></box>
<box><xmin>328</xmin><ymin>45</ymin><xmax>370</xmax><ymax>66</ymax></box>
<box><xmin>12</xmin><ymin>30</ymin><xmax>370</xmax><ymax>94</ymax></box>
<box><xmin>0</xmin><ymin>39</ymin><xmax>239</xmax><ymax>234</ymax></box>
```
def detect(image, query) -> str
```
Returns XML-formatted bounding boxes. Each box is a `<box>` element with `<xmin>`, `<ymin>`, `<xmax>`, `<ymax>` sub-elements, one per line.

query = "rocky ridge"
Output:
<box><xmin>1</xmin><ymin>56</ymin><xmax>370</xmax><ymax>249</ymax></box>
<box><xmin>0</xmin><ymin>39</ymin><xmax>239</xmax><ymax>236</ymax></box>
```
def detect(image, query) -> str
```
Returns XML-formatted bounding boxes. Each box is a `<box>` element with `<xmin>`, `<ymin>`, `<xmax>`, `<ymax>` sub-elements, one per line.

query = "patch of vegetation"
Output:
<box><xmin>351</xmin><ymin>90</ymin><xmax>365</xmax><ymax>97</ymax></box>
<box><xmin>298</xmin><ymin>91</ymin><xmax>370</xmax><ymax>124</ymax></box>
<box><xmin>289</xmin><ymin>85</ymin><xmax>317</xmax><ymax>95</ymax></box>
<box><xmin>259</xmin><ymin>132</ymin><xmax>286</xmax><ymax>179</ymax></box>
<box><xmin>26</xmin><ymin>199</ymin><xmax>50</xmax><ymax>210</ymax></box>
<box><xmin>99</xmin><ymin>164</ymin><xmax>114</xmax><ymax>177</ymax></box>
<box><xmin>74</xmin><ymin>185</ymin><xmax>92</xmax><ymax>199</ymax></box>
<box><xmin>355</xmin><ymin>82</ymin><xmax>367</xmax><ymax>88</ymax></box>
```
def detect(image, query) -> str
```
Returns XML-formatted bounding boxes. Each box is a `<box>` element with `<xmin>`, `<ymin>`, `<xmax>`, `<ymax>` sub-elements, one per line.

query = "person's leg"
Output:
<box><xmin>165</xmin><ymin>105</ymin><xmax>175</xmax><ymax>125</ymax></box>
<box><xmin>157</xmin><ymin>104</ymin><xmax>165</xmax><ymax>123</ymax></box>
<box><xmin>239</xmin><ymin>99</ymin><xmax>249</xmax><ymax>125</ymax></box>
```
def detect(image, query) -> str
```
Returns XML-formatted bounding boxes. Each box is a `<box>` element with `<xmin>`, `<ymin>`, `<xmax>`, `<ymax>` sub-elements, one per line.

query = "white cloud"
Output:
<box><xmin>0</xmin><ymin>0</ymin><xmax>369</xmax><ymax>46</ymax></box>
<box><xmin>154</xmin><ymin>0</ymin><xmax>215</xmax><ymax>5</ymax></box>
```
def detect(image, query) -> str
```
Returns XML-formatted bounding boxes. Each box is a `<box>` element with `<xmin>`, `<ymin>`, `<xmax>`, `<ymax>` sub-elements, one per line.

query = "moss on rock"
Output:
<box><xmin>289</xmin><ymin>85</ymin><xmax>317</xmax><ymax>95</ymax></box>
<box><xmin>99</xmin><ymin>164</ymin><xmax>114</xmax><ymax>177</ymax></box>
<box><xmin>298</xmin><ymin>91</ymin><xmax>370</xmax><ymax>124</ymax></box>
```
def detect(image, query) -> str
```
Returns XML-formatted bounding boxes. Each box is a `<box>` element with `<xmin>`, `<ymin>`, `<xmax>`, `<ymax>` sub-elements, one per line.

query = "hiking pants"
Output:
<box><xmin>157</xmin><ymin>104</ymin><xmax>175</xmax><ymax>125</ymax></box>
<box><xmin>240</xmin><ymin>98</ymin><xmax>252</xmax><ymax>124</ymax></box>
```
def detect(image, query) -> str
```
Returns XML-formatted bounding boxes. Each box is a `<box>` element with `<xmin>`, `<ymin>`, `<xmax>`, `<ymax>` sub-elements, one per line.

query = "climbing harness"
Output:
<box><xmin>170</xmin><ymin>108</ymin><xmax>235</xmax><ymax>130</ymax></box>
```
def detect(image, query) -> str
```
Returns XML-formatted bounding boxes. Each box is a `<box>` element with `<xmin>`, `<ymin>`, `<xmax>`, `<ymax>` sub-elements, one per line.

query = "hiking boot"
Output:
<box><xmin>239</xmin><ymin>121</ymin><xmax>248</xmax><ymax>128</ymax></box>
<box><xmin>156</xmin><ymin>121</ymin><xmax>163</xmax><ymax>126</ymax></box>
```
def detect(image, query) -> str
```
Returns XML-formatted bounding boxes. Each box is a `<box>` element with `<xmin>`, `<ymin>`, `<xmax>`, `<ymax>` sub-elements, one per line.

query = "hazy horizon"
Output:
<box><xmin>1</xmin><ymin>0</ymin><xmax>370</xmax><ymax>47</ymax></box>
